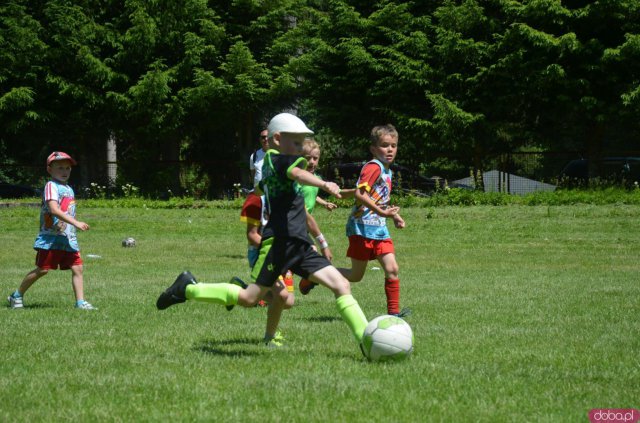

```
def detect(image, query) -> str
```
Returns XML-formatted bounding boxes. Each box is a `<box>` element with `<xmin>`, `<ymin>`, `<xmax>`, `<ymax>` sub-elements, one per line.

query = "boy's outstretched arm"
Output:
<box><xmin>337</xmin><ymin>188</ymin><xmax>356</xmax><ymax>199</ymax></box>
<box><xmin>290</xmin><ymin>167</ymin><xmax>342</xmax><ymax>198</ymax></box>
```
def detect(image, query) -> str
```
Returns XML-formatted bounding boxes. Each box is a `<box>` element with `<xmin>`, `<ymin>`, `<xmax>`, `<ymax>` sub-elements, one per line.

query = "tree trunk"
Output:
<box><xmin>106</xmin><ymin>133</ymin><xmax>117</xmax><ymax>188</ymax></box>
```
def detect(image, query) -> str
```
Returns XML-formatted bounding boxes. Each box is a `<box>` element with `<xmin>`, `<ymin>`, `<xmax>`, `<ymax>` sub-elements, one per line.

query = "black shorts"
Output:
<box><xmin>251</xmin><ymin>237</ymin><xmax>331</xmax><ymax>287</ymax></box>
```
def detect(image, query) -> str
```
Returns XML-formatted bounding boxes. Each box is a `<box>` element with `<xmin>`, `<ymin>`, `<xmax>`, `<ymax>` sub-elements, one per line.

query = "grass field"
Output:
<box><xmin>1</xmin><ymin>204</ymin><xmax>638</xmax><ymax>422</ymax></box>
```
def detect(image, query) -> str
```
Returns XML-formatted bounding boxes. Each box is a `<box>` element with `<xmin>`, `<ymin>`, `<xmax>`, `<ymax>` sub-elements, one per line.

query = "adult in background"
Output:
<box><xmin>249</xmin><ymin>129</ymin><xmax>269</xmax><ymax>189</ymax></box>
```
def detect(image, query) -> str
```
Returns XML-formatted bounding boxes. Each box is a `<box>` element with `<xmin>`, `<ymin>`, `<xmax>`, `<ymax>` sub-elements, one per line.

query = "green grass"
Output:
<box><xmin>1</xmin><ymin>205</ymin><xmax>638</xmax><ymax>422</ymax></box>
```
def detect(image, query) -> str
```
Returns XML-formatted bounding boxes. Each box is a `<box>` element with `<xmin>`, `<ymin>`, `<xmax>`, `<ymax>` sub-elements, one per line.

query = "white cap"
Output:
<box><xmin>267</xmin><ymin>113</ymin><xmax>314</xmax><ymax>137</ymax></box>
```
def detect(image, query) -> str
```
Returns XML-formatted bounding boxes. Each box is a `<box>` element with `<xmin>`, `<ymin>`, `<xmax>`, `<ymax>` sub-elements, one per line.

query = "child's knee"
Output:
<box><xmin>348</xmin><ymin>272</ymin><xmax>364</xmax><ymax>282</ymax></box>
<box><xmin>345</xmin><ymin>261</ymin><xmax>367</xmax><ymax>282</ymax></box>
<box><xmin>36</xmin><ymin>268</ymin><xmax>49</xmax><ymax>277</ymax></box>
<box><xmin>239</xmin><ymin>290</ymin><xmax>261</xmax><ymax>307</ymax></box>
<box><xmin>272</xmin><ymin>289</ymin><xmax>294</xmax><ymax>309</ymax></box>
<box><xmin>385</xmin><ymin>268</ymin><xmax>399</xmax><ymax>279</ymax></box>
<box><xmin>282</xmin><ymin>292</ymin><xmax>294</xmax><ymax>309</ymax></box>
<box><xmin>285</xmin><ymin>297</ymin><xmax>294</xmax><ymax>309</ymax></box>
<box><xmin>240</xmin><ymin>297</ymin><xmax>258</xmax><ymax>307</ymax></box>
<box><xmin>383</xmin><ymin>262</ymin><xmax>399</xmax><ymax>277</ymax></box>
<box><xmin>331</xmin><ymin>277</ymin><xmax>351</xmax><ymax>296</ymax></box>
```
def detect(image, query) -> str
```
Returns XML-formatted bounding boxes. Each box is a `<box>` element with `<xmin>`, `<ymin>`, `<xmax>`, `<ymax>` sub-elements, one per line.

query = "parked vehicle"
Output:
<box><xmin>0</xmin><ymin>183</ymin><xmax>41</xmax><ymax>199</ymax></box>
<box><xmin>559</xmin><ymin>157</ymin><xmax>640</xmax><ymax>187</ymax></box>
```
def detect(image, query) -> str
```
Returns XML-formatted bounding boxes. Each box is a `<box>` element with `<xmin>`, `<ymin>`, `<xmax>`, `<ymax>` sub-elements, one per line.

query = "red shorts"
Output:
<box><xmin>35</xmin><ymin>249</ymin><xmax>83</xmax><ymax>270</ymax></box>
<box><xmin>346</xmin><ymin>235</ymin><xmax>395</xmax><ymax>261</ymax></box>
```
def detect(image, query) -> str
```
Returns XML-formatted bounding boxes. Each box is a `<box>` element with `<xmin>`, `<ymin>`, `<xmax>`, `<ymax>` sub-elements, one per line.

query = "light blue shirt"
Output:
<box><xmin>346</xmin><ymin>159</ymin><xmax>392</xmax><ymax>240</ymax></box>
<box><xmin>33</xmin><ymin>181</ymin><xmax>80</xmax><ymax>252</ymax></box>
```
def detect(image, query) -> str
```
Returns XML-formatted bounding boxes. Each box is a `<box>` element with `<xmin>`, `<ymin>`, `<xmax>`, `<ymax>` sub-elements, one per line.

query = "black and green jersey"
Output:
<box><xmin>257</xmin><ymin>150</ymin><xmax>309</xmax><ymax>243</ymax></box>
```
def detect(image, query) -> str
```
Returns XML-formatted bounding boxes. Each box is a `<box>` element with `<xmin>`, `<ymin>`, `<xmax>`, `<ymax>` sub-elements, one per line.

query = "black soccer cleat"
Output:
<box><xmin>156</xmin><ymin>271</ymin><xmax>197</xmax><ymax>310</ymax></box>
<box><xmin>225</xmin><ymin>276</ymin><xmax>247</xmax><ymax>311</ymax></box>
<box><xmin>390</xmin><ymin>307</ymin><xmax>412</xmax><ymax>319</ymax></box>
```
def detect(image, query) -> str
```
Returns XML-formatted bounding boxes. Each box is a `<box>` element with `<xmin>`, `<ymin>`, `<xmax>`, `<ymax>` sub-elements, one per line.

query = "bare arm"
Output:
<box><xmin>306</xmin><ymin>210</ymin><xmax>333</xmax><ymax>261</ymax></box>
<box><xmin>306</xmin><ymin>210</ymin><xmax>321</xmax><ymax>238</ymax></box>
<box><xmin>48</xmin><ymin>200</ymin><xmax>89</xmax><ymax>231</ymax></box>
<box><xmin>354</xmin><ymin>187</ymin><xmax>400</xmax><ymax>218</ymax></box>
<box><xmin>290</xmin><ymin>167</ymin><xmax>342</xmax><ymax>198</ymax></box>
<box><xmin>315</xmin><ymin>196</ymin><xmax>337</xmax><ymax>211</ymax></box>
<box><xmin>392</xmin><ymin>213</ymin><xmax>406</xmax><ymax>229</ymax></box>
<box><xmin>246</xmin><ymin>224</ymin><xmax>261</xmax><ymax>247</ymax></box>
<box><xmin>316</xmin><ymin>186</ymin><xmax>354</xmax><ymax>210</ymax></box>
<box><xmin>337</xmin><ymin>188</ymin><xmax>356</xmax><ymax>199</ymax></box>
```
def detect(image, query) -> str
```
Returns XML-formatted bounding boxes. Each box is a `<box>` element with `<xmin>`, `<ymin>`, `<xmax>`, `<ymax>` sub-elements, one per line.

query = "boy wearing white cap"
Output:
<box><xmin>157</xmin><ymin>113</ymin><xmax>369</xmax><ymax>352</ymax></box>
<box><xmin>8</xmin><ymin>152</ymin><xmax>95</xmax><ymax>310</ymax></box>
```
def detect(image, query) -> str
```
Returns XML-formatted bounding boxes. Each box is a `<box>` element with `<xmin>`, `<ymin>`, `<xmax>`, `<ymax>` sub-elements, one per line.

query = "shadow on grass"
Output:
<box><xmin>220</xmin><ymin>254</ymin><xmax>245</xmax><ymax>260</ymax></box>
<box><xmin>194</xmin><ymin>337</ymin><xmax>262</xmax><ymax>357</ymax></box>
<box><xmin>305</xmin><ymin>315</ymin><xmax>340</xmax><ymax>323</ymax></box>
<box><xmin>7</xmin><ymin>302</ymin><xmax>54</xmax><ymax>310</ymax></box>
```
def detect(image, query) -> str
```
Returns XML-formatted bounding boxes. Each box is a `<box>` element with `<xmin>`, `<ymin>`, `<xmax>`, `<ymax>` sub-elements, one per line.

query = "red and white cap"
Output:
<box><xmin>47</xmin><ymin>151</ymin><xmax>77</xmax><ymax>166</ymax></box>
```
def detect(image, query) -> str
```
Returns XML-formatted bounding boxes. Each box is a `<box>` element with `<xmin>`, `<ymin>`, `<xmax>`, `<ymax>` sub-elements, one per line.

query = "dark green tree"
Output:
<box><xmin>296</xmin><ymin>0</ymin><xmax>640</xmax><ymax>180</ymax></box>
<box><xmin>1</xmin><ymin>0</ymin><xmax>125</xmax><ymax>187</ymax></box>
<box><xmin>293</xmin><ymin>1</ymin><xmax>437</xmax><ymax>166</ymax></box>
<box><xmin>0</xmin><ymin>2</ymin><xmax>50</xmax><ymax>184</ymax></box>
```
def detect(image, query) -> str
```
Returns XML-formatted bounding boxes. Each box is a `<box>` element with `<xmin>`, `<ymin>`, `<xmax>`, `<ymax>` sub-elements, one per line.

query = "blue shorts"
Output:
<box><xmin>248</xmin><ymin>246</ymin><xmax>259</xmax><ymax>268</ymax></box>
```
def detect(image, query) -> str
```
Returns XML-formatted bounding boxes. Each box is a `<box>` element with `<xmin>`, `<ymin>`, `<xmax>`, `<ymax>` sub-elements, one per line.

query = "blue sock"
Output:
<box><xmin>12</xmin><ymin>290</ymin><xmax>22</xmax><ymax>299</ymax></box>
<box><xmin>76</xmin><ymin>300</ymin><xmax>86</xmax><ymax>306</ymax></box>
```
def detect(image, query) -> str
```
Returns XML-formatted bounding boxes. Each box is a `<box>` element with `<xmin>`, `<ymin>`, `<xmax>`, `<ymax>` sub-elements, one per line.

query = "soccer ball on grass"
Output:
<box><xmin>361</xmin><ymin>315</ymin><xmax>413</xmax><ymax>362</ymax></box>
<box><xmin>122</xmin><ymin>237</ymin><xmax>136</xmax><ymax>247</ymax></box>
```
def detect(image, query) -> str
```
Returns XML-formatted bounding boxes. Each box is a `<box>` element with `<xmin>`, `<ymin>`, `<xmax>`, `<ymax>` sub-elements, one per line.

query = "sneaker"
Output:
<box><xmin>256</xmin><ymin>299</ymin><xmax>268</xmax><ymax>307</ymax></box>
<box><xmin>390</xmin><ymin>307</ymin><xmax>412</xmax><ymax>319</ymax></box>
<box><xmin>299</xmin><ymin>278</ymin><xmax>317</xmax><ymax>295</ymax></box>
<box><xmin>264</xmin><ymin>337</ymin><xmax>284</xmax><ymax>349</ymax></box>
<box><xmin>274</xmin><ymin>331</ymin><xmax>285</xmax><ymax>342</ymax></box>
<box><xmin>75</xmin><ymin>301</ymin><xmax>96</xmax><ymax>310</ymax></box>
<box><xmin>7</xmin><ymin>294</ymin><xmax>23</xmax><ymax>309</ymax></box>
<box><xmin>226</xmin><ymin>276</ymin><xmax>247</xmax><ymax>311</ymax></box>
<box><xmin>156</xmin><ymin>271</ymin><xmax>197</xmax><ymax>310</ymax></box>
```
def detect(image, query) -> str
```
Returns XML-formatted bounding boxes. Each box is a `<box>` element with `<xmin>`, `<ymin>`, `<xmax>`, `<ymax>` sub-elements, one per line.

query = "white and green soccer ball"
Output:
<box><xmin>121</xmin><ymin>237</ymin><xmax>136</xmax><ymax>247</ymax></box>
<box><xmin>361</xmin><ymin>315</ymin><xmax>413</xmax><ymax>362</ymax></box>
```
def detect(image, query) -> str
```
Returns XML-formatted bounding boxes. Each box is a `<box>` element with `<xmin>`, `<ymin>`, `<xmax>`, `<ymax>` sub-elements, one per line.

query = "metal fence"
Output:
<box><xmin>451</xmin><ymin>151</ymin><xmax>578</xmax><ymax>195</ymax></box>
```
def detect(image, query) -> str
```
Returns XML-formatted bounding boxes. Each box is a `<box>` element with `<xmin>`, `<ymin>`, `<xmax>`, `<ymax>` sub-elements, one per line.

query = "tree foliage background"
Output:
<box><xmin>1</xmin><ymin>0</ymin><xmax>639</xmax><ymax>197</ymax></box>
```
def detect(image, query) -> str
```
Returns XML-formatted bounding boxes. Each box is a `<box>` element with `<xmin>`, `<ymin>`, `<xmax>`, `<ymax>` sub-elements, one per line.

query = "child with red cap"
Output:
<box><xmin>7</xmin><ymin>152</ymin><xmax>96</xmax><ymax>310</ymax></box>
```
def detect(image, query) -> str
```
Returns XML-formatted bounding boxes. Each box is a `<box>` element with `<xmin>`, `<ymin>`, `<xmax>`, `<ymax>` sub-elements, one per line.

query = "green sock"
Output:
<box><xmin>336</xmin><ymin>294</ymin><xmax>368</xmax><ymax>343</ymax></box>
<box><xmin>185</xmin><ymin>283</ymin><xmax>241</xmax><ymax>306</ymax></box>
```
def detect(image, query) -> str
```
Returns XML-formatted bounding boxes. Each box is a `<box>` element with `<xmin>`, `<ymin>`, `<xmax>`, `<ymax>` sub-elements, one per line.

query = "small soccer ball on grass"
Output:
<box><xmin>122</xmin><ymin>237</ymin><xmax>136</xmax><ymax>247</ymax></box>
<box><xmin>361</xmin><ymin>315</ymin><xmax>413</xmax><ymax>362</ymax></box>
